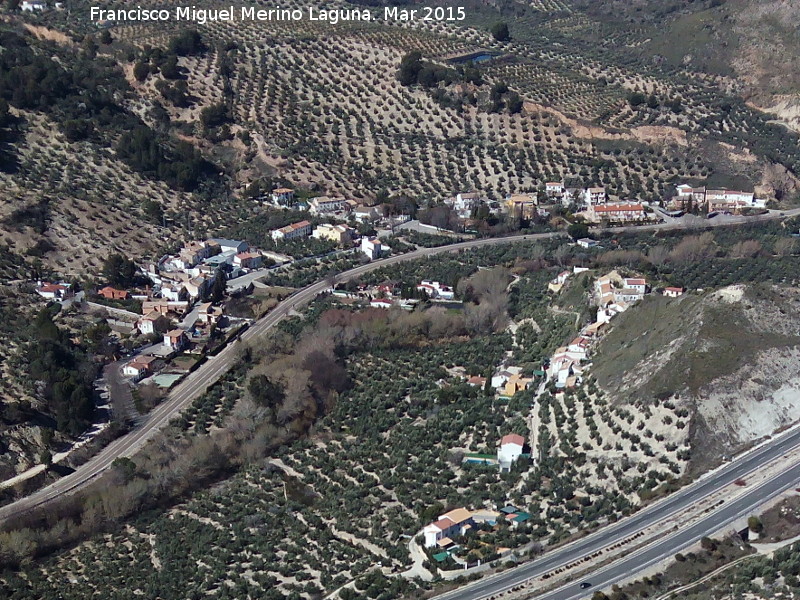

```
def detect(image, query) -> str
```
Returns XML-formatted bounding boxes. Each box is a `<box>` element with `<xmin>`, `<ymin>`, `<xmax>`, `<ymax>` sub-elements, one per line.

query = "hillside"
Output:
<box><xmin>0</xmin><ymin>0</ymin><xmax>795</xmax><ymax>281</ymax></box>
<box><xmin>592</xmin><ymin>284</ymin><xmax>800</xmax><ymax>473</ymax></box>
<box><xmin>562</xmin><ymin>0</ymin><xmax>800</xmax><ymax>127</ymax></box>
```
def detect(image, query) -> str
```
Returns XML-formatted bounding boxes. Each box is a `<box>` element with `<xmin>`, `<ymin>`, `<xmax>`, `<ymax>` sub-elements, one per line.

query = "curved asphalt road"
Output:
<box><xmin>1</xmin><ymin>206</ymin><xmax>799</xmax><ymax>557</ymax></box>
<box><xmin>0</xmin><ymin>230</ymin><xmax>560</xmax><ymax>523</ymax></box>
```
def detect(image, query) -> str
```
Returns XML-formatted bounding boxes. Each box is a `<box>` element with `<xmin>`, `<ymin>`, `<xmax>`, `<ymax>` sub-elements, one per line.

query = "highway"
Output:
<box><xmin>1</xmin><ymin>206</ymin><xmax>799</xmax><ymax>573</ymax></box>
<box><xmin>433</xmin><ymin>424</ymin><xmax>800</xmax><ymax>600</ymax></box>
<box><xmin>538</xmin><ymin>458</ymin><xmax>800</xmax><ymax>600</ymax></box>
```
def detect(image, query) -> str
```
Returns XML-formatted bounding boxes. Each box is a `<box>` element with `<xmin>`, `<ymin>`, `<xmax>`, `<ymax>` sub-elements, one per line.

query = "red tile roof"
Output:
<box><xmin>501</xmin><ymin>434</ymin><xmax>525</xmax><ymax>447</ymax></box>
<box><xmin>593</xmin><ymin>203</ymin><xmax>644</xmax><ymax>212</ymax></box>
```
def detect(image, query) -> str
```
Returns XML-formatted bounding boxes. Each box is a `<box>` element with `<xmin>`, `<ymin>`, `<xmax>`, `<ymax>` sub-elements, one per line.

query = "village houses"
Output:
<box><xmin>505</xmin><ymin>193</ymin><xmax>537</xmax><ymax>219</ymax></box>
<box><xmin>582</xmin><ymin>187</ymin><xmax>607</xmax><ymax>205</ymax></box>
<box><xmin>353</xmin><ymin>205</ymin><xmax>381</xmax><ymax>222</ymax></box>
<box><xmin>137</xmin><ymin>311</ymin><xmax>170</xmax><ymax>335</ymax></box>
<box><xmin>497</xmin><ymin>434</ymin><xmax>525</xmax><ymax>472</ymax></box>
<box><xmin>587</xmin><ymin>202</ymin><xmax>647</xmax><ymax>223</ymax></box>
<box><xmin>360</xmin><ymin>237</ymin><xmax>383</xmax><ymax>260</ymax></box>
<box><xmin>122</xmin><ymin>355</ymin><xmax>159</xmax><ymax>382</ymax></box>
<box><xmin>36</xmin><ymin>281</ymin><xmax>73</xmax><ymax>300</ymax></box>
<box><xmin>164</xmin><ymin>329</ymin><xmax>189</xmax><ymax>351</ymax></box>
<box><xmin>417</xmin><ymin>280</ymin><xmax>455</xmax><ymax>300</ymax></box>
<box><xmin>271</xmin><ymin>221</ymin><xmax>313</xmax><ymax>242</ymax></box>
<box><xmin>423</xmin><ymin>508</ymin><xmax>475</xmax><ymax>548</ymax></box>
<box><xmin>233</xmin><ymin>252</ymin><xmax>263</xmax><ymax>269</ymax></box>
<box><xmin>674</xmin><ymin>184</ymin><xmax>765</xmax><ymax>213</ymax></box>
<box><xmin>308</xmin><ymin>196</ymin><xmax>352</xmax><ymax>215</ymax></box>
<box><xmin>98</xmin><ymin>286</ymin><xmax>130</xmax><ymax>300</ymax></box>
<box><xmin>545</xmin><ymin>181</ymin><xmax>564</xmax><ymax>200</ymax></box>
<box><xmin>313</xmin><ymin>223</ymin><xmax>355</xmax><ymax>245</ymax></box>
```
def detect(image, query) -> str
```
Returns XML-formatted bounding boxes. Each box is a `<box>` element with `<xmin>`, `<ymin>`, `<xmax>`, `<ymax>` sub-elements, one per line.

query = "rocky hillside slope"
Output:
<box><xmin>592</xmin><ymin>285</ymin><xmax>800</xmax><ymax>474</ymax></box>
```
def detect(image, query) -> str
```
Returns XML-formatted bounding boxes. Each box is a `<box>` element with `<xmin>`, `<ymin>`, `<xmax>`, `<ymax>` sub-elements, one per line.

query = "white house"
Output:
<box><xmin>21</xmin><ymin>0</ymin><xmax>47</xmax><ymax>10</ymax></box>
<box><xmin>160</xmin><ymin>282</ymin><xmax>186</xmax><ymax>302</ymax></box>
<box><xmin>546</xmin><ymin>182</ymin><xmax>564</xmax><ymax>199</ymax></box>
<box><xmin>422</xmin><ymin>508</ymin><xmax>474</xmax><ymax>548</ymax></box>
<box><xmin>308</xmin><ymin>196</ymin><xmax>349</xmax><ymax>215</ymax></box>
<box><xmin>271</xmin><ymin>220</ymin><xmax>312</xmax><ymax>242</ymax></box>
<box><xmin>370</xmin><ymin>298</ymin><xmax>394</xmax><ymax>309</ymax></box>
<box><xmin>614</xmin><ymin>289</ymin><xmax>644</xmax><ymax>305</ymax></box>
<box><xmin>164</xmin><ymin>329</ymin><xmax>189</xmax><ymax>351</ymax></box>
<box><xmin>582</xmin><ymin>187</ymin><xmax>607</xmax><ymax>206</ymax></box>
<box><xmin>664</xmin><ymin>287</ymin><xmax>685</xmax><ymax>298</ymax></box>
<box><xmin>271</xmin><ymin>188</ymin><xmax>295</xmax><ymax>206</ymax></box>
<box><xmin>416</xmin><ymin>280</ymin><xmax>454</xmax><ymax>300</ymax></box>
<box><xmin>497</xmin><ymin>434</ymin><xmax>525</xmax><ymax>471</ymax></box>
<box><xmin>137</xmin><ymin>311</ymin><xmax>169</xmax><ymax>335</ymax></box>
<box><xmin>566</xmin><ymin>336</ymin><xmax>590</xmax><ymax>361</ymax></box>
<box><xmin>36</xmin><ymin>281</ymin><xmax>72</xmax><ymax>300</ymax></box>
<box><xmin>577</xmin><ymin>238</ymin><xmax>599</xmax><ymax>248</ymax></box>
<box><xmin>553</xmin><ymin>271</ymin><xmax>570</xmax><ymax>285</ymax></box>
<box><xmin>548</xmin><ymin>270</ymin><xmax>570</xmax><ymax>293</ymax></box>
<box><xmin>122</xmin><ymin>355</ymin><xmax>158</xmax><ymax>381</ymax></box>
<box><xmin>353</xmin><ymin>205</ymin><xmax>381</xmax><ymax>222</ymax></box>
<box><xmin>623</xmin><ymin>278</ymin><xmax>647</xmax><ymax>294</ymax></box>
<box><xmin>207</xmin><ymin>238</ymin><xmax>248</xmax><ymax>254</ymax></box>
<box><xmin>449</xmin><ymin>192</ymin><xmax>482</xmax><ymax>218</ymax></box>
<box><xmin>361</xmin><ymin>237</ymin><xmax>383</xmax><ymax>260</ymax></box>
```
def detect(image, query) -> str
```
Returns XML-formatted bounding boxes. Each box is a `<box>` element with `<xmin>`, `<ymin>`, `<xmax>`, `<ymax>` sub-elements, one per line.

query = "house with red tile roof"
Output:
<box><xmin>664</xmin><ymin>287</ymin><xmax>685</xmax><ymax>298</ymax></box>
<box><xmin>36</xmin><ymin>282</ymin><xmax>72</xmax><ymax>300</ymax></box>
<box><xmin>164</xmin><ymin>329</ymin><xmax>189</xmax><ymax>351</ymax></box>
<box><xmin>498</xmin><ymin>434</ymin><xmax>525</xmax><ymax>471</ymax></box>
<box><xmin>423</xmin><ymin>508</ymin><xmax>475</xmax><ymax>547</ymax></box>
<box><xmin>98</xmin><ymin>286</ymin><xmax>130</xmax><ymax>300</ymax></box>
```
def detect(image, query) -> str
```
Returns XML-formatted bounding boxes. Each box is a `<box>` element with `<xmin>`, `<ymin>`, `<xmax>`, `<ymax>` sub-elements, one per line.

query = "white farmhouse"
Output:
<box><xmin>361</xmin><ymin>237</ymin><xmax>383</xmax><ymax>260</ymax></box>
<box><xmin>497</xmin><ymin>434</ymin><xmax>525</xmax><ymax>471</ymax></box>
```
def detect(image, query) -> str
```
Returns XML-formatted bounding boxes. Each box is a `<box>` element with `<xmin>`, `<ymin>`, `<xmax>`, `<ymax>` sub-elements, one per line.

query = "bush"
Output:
<box><xmin>491</xmin><ymin>22</ymin><xmax>510</xmax><ymax>42</ymax></box>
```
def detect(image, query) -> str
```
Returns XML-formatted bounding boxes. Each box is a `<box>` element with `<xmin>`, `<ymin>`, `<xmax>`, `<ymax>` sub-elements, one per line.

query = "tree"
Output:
<box><xmin>628</xmin><ymin>92</ymin><xmax>646</xmax><ymax>108</ymax></box>
<box><xmin>142</xmin><ymin>199</ymin><xmax>163</xmax><ymax>224</ymax></box>
<box><xmin>700</xmin><ymin>536</ymin><xmax>718</xmax><ymax>552</ymax></box>
<box><xmin>210</xmin><ymin>270</ymin><xmax>226</xmax><ymax>303</ymax></box>
<box><xmin>169</xmin><ymin>29</ymin><xmax>206</xmax><ymax>56</ymax></box>
<box><xmin>491</xmin><ymin>22</ymin><xmax>510</xmax><ymax>42</ymax></box>
<box><xmin>160</xmin><ymin>55</ymin><xmax>181</xmax><ymax>80</ymax></box>
<box><xmin>133</xmin><ymin>61</ymin><xmax>150</xmax><ymax>82</ymax></box>
<box><xmin>102</xmin><ymin>253</ymin><xmax>137</xmax><ymax>287</ymax></box>
<box><xmin>248</xmin><ymin>374</ymin><xmax>285</xmax><ymax>409</ymax></box>
<box><xmin>567</xmin><ymin>222</ymin><xmax>589</xmax><ymax>240</ymax></box>
<box><xmin>62</xmin><ymin>119</ymin><xmax>92</xmax><ymax>142</ymax></box>
<box><xmin>200</xmin><ymin>103</ymin><xmax>230</xmax><ymax>130</ymax></box>
<box><xmin>39</xmin><ymin>449</ymin><xmax>52</xmax><ymax>468</ymax></box>
<box><xmin>748</xmin><ymin>515</ymin><xmax>763</xmax><ymax>533</ymax></box>
<box><xmin>507</xmin><ymin>92</ymin><xmax>523</xmax><ymax>114</ymax></box>
<box><xmin>397</xmin><ymin>51</ymin><xmax>423</xmax><ymax>86</ymax></box>
<box><xmin>98</xmin><ymin>29</ymin><xmax>112</xmax><ymax>45</ymax></box>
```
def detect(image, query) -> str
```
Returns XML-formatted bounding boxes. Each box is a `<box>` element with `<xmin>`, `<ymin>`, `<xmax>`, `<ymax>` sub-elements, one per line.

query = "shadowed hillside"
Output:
<box><xmin>593</xmin><ymin>284</ymin><xmax>800</xmax><ymax>473</ymax></box>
